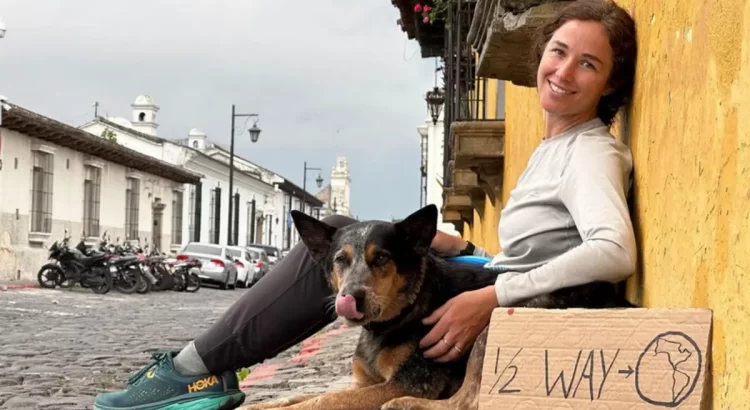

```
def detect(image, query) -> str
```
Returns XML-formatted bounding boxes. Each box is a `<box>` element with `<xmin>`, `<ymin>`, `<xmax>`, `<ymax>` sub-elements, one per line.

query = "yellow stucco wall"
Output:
<box><xmin>498</xmin><ymin>1</ymin><xmax>750</xmax><ymax>407</ymax></box>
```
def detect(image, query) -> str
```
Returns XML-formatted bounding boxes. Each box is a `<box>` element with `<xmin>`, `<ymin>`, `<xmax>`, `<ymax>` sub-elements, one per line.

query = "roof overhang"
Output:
<box><xmin>1</xmin><ymin>103</ymin><xmax>202</xmax><ymax>184</ymax></box>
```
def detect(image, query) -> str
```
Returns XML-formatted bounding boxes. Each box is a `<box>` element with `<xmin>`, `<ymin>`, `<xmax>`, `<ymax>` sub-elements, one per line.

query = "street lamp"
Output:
<box><xmin>302</xmin><ymin>161</ymin><xmax>323</xmax><ymax>215</ymax></box>
<box><xmin>0</xmin><ymin>17</ymin><xmax>7</xmax><ymax>39</ymax></box>
<box><xmin>227</xmin><ymin>104</ymin><xmax>260</xmax><ymax>245</ymax></box>
<box><xmin>425</xmin><ymin>86</ymin><xmax>444</xmax><ymax>125</ymax></box>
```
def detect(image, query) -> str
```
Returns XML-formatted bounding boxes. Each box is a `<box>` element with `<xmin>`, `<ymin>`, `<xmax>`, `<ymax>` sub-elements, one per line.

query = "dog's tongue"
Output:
<box><xmin>335</xmin><ymin>294</ymin><xmax>364</xmax><ymax>320</ymax></box>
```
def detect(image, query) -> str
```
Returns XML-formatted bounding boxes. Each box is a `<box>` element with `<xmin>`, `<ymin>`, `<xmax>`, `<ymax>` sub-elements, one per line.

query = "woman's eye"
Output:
<box><xmin>581</xmin><ymin>61</ymin><xmax>596</xmax><ymax>70</ymax></box>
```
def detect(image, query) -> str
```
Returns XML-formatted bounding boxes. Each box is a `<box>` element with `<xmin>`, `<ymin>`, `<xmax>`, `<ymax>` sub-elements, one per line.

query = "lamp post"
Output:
<box><xmin>417</xmin><ymin>124</ymin><xmax>429</xmax><ymax>208</ymax></box>
<box><xmin>227</xmin><ymin>104</ymin><xmax>261</xmax><ymax>245</ymax></box>
<box><xmin>425</xmin><ymin>86</ymin><xmax>445</xmax><ymax>125</ymax></box>
<box><xmin>302</xmin><ymin>161</ymin><xmax>323</xmax><ymax>215</ymax></box>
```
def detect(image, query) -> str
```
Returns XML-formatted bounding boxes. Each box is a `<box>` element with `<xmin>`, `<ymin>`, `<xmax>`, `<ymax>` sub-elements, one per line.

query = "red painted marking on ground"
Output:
<box><xmin>291</xmin><ymin>337</ymin><xmax>323</xmax><ymax>364</ymax></box>
<box><xmin>507</xmin><ymin>308</ymin><xmax>515</xmax><ymax>315</ymax></box>
<box><xmin>241</xmin><ymin>364</ymin><xmax>282</xmax><ymax>386</ymax></box>
<box><xmin>240</xmin><ymin>324</ymin><xmax>351</xmax><ymax>388</ymax></box>
<box><xmin>0</xmin><ymin>283</ymin><xmax>40</xmax><ymax>291</ymax></box>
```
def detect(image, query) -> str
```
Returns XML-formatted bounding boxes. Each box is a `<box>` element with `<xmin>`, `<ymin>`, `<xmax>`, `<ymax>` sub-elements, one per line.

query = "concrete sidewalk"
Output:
<box><xmin>240</xmin><ymin>320</ymin><xmax>360</xmax><ymax>405</ymax></box>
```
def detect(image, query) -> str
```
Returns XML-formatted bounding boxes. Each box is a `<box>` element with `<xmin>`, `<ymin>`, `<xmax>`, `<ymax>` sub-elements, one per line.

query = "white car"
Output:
<box><xmin>226</xmin><ymin>246</ymin><xmax>257</xmax><ymax>288</ymax></box>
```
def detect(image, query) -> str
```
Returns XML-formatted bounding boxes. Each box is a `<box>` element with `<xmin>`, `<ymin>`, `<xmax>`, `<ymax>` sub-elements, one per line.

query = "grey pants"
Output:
<box><xmin>194</xmin><ymin>214</ymin><xmax>357</xmax><ymax>374</ymax></box>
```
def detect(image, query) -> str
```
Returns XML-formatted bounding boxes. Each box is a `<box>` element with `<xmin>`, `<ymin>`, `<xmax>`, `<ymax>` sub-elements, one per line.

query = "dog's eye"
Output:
<box><xmin>374</xmin><ymin>255</ymin><xmax>390</xmax><ymax>266</ymax></box>
<box><xmin>334</xmin><ymin>253</ymin><xmax>348</xmax><ymax>264</ymax></box>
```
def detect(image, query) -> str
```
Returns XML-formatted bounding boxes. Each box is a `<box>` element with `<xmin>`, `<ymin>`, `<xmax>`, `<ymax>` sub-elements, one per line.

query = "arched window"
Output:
<box><xmin>192</xmin><ymin>141</ymin><xmax>199</xmax><ymax>148</ymax></box>
<box><xmin>138</xmin><ymin>112</ymin><xmax>146</xmax><ymax>122</ymax></box>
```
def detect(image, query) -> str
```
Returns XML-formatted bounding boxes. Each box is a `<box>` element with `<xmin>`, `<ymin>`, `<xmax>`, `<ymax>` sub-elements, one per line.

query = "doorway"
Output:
<box><xmin>152</xmin><ymin>199</ymin><xmax>166</xmax><ymax>251</ymax></box>
<box><xmin>255</xmin><ymin>214</ymin><xmax>264</xmax><ymax>244</ymax></box>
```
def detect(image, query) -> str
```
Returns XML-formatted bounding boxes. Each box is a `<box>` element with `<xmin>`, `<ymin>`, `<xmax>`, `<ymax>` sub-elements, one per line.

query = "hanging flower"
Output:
<box><xmin>423</xmin><ymin>5</ymin><xmax>432</xmax><ymax>12</ymax></box>
<box><xmin>414</xmin><ymin>3</ymin><xmax>422</xmax><ymax>12</ymax></box>
<box><xmin>423</xmin><ymin>16</ymin><xmax>430</xmax><ymax>23</ymax></box>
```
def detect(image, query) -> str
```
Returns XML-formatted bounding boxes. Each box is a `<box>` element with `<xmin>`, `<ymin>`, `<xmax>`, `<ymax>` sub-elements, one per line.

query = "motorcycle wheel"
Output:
<box><xmin>136</xmin><ymin>271</ymin><xmax>152</xmax><ymax>294</ymax></box>
<box><xmin>114</xmin><ymin>266</ymin><xmax>141</xmax><ymax>294</ymax></box>
<box><xmin>89</xmin><ymin>270</ymin><xmax>113</xmax><ymax>295</ymax></box>
<box><xmin>153</xmin><ymin>265</ymin><xmax>173</xmax><ymax>291</ymax></box>
<box><xmin>171</xmin><ymin>271</ymin><xmax>185</xmax><ymax>291</ymax></box>
<box><xmin>185</xmin><ymin>271</ymin><xmax>201</xmax><ymax>293</ymax></box>
<box><xmin>37</xmin><ymin>264</ymin><xmax>63</xmax><ymax>288</ymax></box>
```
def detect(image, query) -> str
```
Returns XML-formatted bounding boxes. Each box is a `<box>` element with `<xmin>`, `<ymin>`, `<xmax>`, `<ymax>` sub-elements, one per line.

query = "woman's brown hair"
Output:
<box><xmin>532</xmin><ymin>0</ymin><xmax>638</xmax><ymax>126</ymax></box>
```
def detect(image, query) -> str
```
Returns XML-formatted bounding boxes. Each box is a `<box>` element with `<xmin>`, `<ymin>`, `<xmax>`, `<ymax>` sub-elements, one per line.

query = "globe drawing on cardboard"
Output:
<box><xmin>635</xmin><ymin>331</ymin><xmax>702</xmax><ymax>407</ymax></box>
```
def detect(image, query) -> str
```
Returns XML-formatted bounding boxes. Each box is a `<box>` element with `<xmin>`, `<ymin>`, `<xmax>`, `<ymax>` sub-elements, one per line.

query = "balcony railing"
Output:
<box><xmin>442</xmin><ymin>0</ymin><xmax>490</xmax><ymax>189</ymax></box>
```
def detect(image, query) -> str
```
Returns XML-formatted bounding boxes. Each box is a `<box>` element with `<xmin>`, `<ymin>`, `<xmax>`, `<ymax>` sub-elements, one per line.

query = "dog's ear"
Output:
<box><xmin>394</xmin><ymin>204</ymin><xmax>438</xmax><ymax>256</ymax></box>
<box><xmin>291</xmin><ymin>211</ymin><xmax>338</xmax><ymax>265</ymax></box>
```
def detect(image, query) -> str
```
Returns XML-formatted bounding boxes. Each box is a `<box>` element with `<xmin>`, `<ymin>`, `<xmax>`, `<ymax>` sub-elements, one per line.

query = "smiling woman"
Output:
<box><xmin>425</xmin><ymin>0</ymin><xmax>639</xmax><ymax>364</ymax></box>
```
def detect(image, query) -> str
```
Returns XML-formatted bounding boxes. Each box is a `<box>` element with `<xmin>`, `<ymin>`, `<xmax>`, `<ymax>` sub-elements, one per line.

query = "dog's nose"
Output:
<box><xmin>349</xmin><ymin>288</ymin><xmax>366</xmax><ymax>313</ymax></box>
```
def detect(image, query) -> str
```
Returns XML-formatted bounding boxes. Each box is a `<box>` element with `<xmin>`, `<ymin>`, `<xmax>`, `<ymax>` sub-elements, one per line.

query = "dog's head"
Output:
<box><xmin>291</xmin><ymin>205</ymin><xmax>438</xmax><ymax>326</ymax></box>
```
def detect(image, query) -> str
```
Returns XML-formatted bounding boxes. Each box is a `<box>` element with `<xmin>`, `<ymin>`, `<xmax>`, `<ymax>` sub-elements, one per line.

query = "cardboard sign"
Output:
<box><xmin>479</xmin><ymin>308</ymin><xmax>712</xmax><ymax>409</ymax></box>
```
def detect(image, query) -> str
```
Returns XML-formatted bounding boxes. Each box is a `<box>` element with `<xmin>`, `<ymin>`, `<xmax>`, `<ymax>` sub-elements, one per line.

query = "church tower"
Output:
<box><xmin>187</xmin><ymin>128</ymin><xmax>207</xmax><ymax>150</ymax></box>
<box><xmin>330</xmin><ymin>157</ymin><xmax>351</xmax><ymax>217</ymax></box>
<box><xmin>131</xmin><ymin>94</ymin><xmax>160</xmax><ymax>136</ymax></box>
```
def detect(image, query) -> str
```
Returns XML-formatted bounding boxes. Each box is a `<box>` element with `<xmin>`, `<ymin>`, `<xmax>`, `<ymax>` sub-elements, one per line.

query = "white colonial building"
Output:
<box><xmin>416</xmin><ymin>111</ymin><xmax>459</xmax><ymax>235</ymax></box>
<box><xmin>79</xmin><ymin>95</ymin><xmax>324</xmax><ymax>252</ymax></box>
<box><xmin>0</xmin><ymin>102</ymin><xmax>201</xmax><ymax>281</ymax></box>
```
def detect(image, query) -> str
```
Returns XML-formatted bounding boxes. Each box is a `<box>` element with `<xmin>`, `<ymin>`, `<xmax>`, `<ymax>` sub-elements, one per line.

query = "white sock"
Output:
<box><xmin>173</xmin><ymin>341</ymin><xmax>210</xmax><ymax>376</ymax></box>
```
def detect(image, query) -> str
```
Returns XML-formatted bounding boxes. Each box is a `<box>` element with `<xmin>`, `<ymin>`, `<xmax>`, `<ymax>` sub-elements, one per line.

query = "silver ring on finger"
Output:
<box><xmin>452</xmin><ymin>344</ymin><xmax>462</xmax><ymax>353</ymax></box>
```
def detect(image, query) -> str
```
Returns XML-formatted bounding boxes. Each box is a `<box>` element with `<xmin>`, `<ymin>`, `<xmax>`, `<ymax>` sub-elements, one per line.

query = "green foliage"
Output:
<box><xmin>101</xmin><ymin>128</ymin><xmax>118</xmax><ymax>143</ymax></box>
<box><xmin>236</xmin><ymin>367</ymin><xmax>251</xmax><ymax>382</ymax></box>
<box><xmin>415</xmin><ymin>0</ymin><xmax>452</xmax><ymax>27</ymax></box>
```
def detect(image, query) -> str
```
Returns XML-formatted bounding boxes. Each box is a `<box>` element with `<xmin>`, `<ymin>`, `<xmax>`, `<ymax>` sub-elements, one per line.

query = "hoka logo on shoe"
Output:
<box><xmin>187</xmin><ymin>375</ymin><xmax>219</xmax><ymax>393</ymax></box>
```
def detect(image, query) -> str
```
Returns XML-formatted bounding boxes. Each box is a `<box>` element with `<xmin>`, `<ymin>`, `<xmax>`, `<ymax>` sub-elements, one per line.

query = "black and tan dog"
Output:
<box><xmin>241</xmin><ymin>204</ymin><xmax>633</xmax><ymax>410</ymax></box>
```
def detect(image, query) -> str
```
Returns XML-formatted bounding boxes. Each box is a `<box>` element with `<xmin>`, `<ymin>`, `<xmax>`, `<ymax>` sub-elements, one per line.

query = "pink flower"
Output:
<box><xmin>414</xmin><ymin>3</ymin><xmax>422</xmax><ymax>12</ymax></box>
<box><xmin>423</xmin><ymin>16</ymin><xmax>430</xmax><ymax>23</ymax></box>
<box><xmin>423</xmin><ymin>5</ymin><xmax>431</xmax><ymax>12</ymax></box>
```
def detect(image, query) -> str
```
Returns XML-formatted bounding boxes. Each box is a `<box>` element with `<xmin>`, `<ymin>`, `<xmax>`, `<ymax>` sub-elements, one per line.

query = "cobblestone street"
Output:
<box><xmin>0</xmin><ymin>286</ymin><xmax>358</xmax><ymax>410</ymax></box>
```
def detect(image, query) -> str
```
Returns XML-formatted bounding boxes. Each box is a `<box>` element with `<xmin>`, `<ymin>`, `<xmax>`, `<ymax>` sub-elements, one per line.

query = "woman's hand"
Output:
<box><xmin>430</xmin><ymin>230</ymin><xmax>467</xmax><ymax>256</ymax></box>
<box><xmin>419</xmin><ymin>286</ymin><xmax>498</xmax><ymax>362</ymax></box>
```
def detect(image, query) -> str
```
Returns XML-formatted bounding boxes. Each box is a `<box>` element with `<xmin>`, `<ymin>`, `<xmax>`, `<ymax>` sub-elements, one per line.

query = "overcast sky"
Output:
<box><xmin>0</xmin><ymin>0</ymin><xmax>438</xmax><ymax>221</ymax></box>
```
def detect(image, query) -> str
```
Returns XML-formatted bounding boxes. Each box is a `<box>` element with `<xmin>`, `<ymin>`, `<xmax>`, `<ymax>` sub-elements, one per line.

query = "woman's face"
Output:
<box><xmin>537</xmin><ymin>20</ymin><xmax>614</xmax><ymax>121</ymax></box>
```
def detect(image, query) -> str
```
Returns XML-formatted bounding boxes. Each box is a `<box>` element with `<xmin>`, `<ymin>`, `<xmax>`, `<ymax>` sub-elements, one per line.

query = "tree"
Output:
<box><xmin>101</xmin><ymin>128</ymin><xmax>117</xmax><ymax>143</ymax></box>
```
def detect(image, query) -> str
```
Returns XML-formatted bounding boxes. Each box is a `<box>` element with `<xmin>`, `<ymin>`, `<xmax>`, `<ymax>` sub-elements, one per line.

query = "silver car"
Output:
<box><xmin>248</xmin><ymin>243</ymin><xmax>281</xmax><ymax>265</ymax></box>
<box><xmin>178</xmin><ymin>242</ymin><xmax>238</xmax><ymax>290</ymax></box>
<box><xmin>246</xmin><ymin>246</ymin><xmax>271</xmax><ymax>284</ymax></box>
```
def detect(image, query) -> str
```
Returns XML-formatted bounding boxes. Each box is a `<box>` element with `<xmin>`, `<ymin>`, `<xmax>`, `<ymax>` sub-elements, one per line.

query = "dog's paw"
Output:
<box><xmin>381</xmin><ymin>396</ymin><xmax>430</xmax><ymax>410</ymax></box>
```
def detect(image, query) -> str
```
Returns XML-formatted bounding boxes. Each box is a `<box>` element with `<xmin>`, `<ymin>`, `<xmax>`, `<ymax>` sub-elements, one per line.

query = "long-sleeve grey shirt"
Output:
<box><xmin>474</xmin><ymin>118</ymin><xmax>637</xmax><ymax>306</ymax></box>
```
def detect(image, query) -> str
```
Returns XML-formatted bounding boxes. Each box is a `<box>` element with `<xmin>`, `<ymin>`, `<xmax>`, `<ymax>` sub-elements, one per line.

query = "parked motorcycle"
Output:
<box><xmin>36</xmin><ymin>229</ymin><xmax>113</xmax><ymax>294</ymax></box>
<box><xmin>75</xmin><ymin>231</ymin><xmax>142</xmax><ymax>294</ymax></box>
<box><xmin>169</xmin><ymin>255</ymin><xmax>202</xmax><ymax>293</ymax></box>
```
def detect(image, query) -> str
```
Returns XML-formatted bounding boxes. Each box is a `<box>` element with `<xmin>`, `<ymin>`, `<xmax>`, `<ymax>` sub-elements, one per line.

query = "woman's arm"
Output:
<box><xmin>431</xmin><ymin>231</ymin><xmax>495</xmax><ymax>258</ymax></box>
<box><xmin>494</xmin><ymin>136</ymin><xmax>637</xmax><ymax>306</ymax></box>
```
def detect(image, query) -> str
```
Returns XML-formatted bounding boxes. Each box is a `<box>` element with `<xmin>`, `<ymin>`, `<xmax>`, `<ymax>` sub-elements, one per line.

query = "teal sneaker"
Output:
<box><xmin>94</xmin><ymin>351</ymin><xmax>246</xmax><ymax>410</ymax></box>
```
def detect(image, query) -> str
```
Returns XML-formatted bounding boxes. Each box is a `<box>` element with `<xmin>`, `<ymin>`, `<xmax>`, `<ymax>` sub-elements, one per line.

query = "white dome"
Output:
<box><xmin>188</xmin><ymin>128</ymin><xmax>206</xmax><ymax>137</ymax></box>
<box><xmin>107</xmin><ymin>117</ymin><xmax>133</xmax><ymax>128</ymax></box>
<box><xmin>133</xmin><ymin>94</ymin><xmax>156</xmax><ymax>106</ymax></box>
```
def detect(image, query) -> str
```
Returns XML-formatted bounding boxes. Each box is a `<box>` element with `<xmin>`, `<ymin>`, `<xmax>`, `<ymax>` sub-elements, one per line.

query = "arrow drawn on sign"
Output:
<box><xmin>618</xmin><ymin>365</ymin><xmax>634</xmax><ymax>378</ymax></box>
